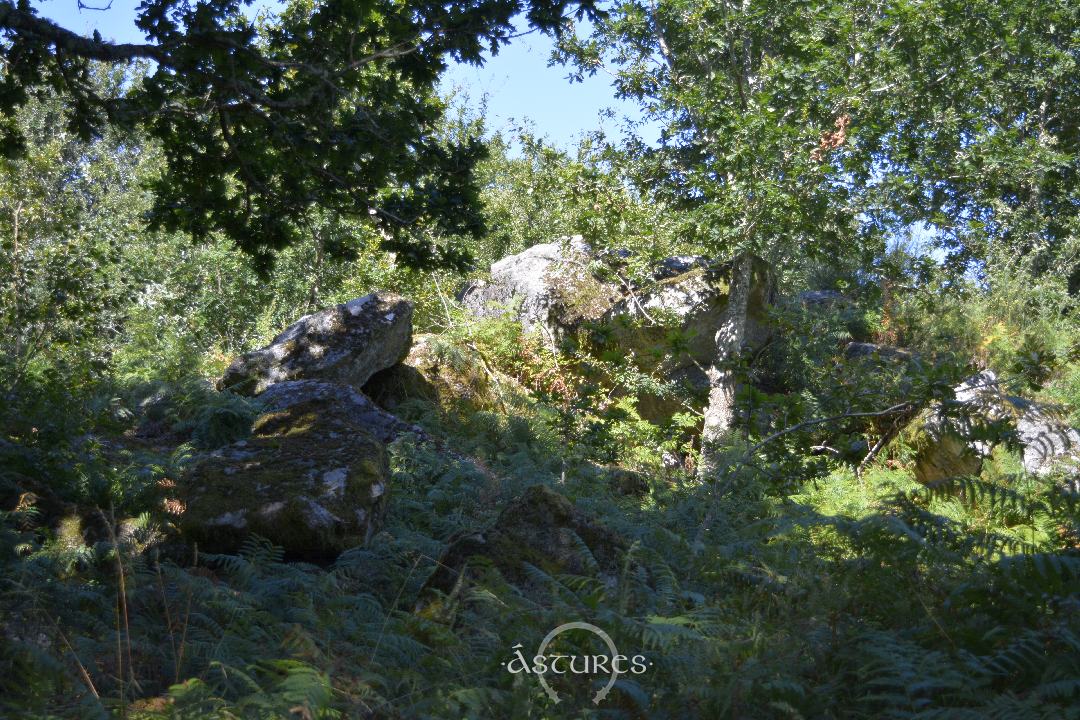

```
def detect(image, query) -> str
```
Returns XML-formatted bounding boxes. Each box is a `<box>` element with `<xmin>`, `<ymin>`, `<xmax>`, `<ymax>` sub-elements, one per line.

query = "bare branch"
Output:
<box><xmin>743</xmin><ymin>401</ymin><xmax>916</xmax><ymax>460</ymax></box>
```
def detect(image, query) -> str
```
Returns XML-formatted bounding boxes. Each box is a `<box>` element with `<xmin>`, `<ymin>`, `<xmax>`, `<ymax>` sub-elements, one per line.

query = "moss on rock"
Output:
<box><xmin>362</xmin><ymin>333</ymin><xmax>525</xmax><ymax>415</ymax></box>
<box><xmin>179</xmin><ymin>388</ymin><xmax>391</xmax><ymax>557</ymax></box>
<box><xmin>901</xmin><ymin>410</ymin><xmax>985</xmax><ymax>484</ymax></box>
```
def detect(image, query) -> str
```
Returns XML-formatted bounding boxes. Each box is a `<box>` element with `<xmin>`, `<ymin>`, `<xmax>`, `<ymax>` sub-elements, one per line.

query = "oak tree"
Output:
<box><xmin>0</xmin><ymin>0</ymin><xmax>599</xmax><ymax>270</ymax></box>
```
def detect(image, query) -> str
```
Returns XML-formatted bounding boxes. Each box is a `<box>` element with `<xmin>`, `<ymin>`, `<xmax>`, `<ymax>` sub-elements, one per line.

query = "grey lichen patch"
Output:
<box><xmin>322</xmin><ymin>468</ymin><xmax>348</xmax><ymax>497</ymax></box>
<box><xmin>346</xmin><ymin>296</ymin><xmax>370</xmax><ymax>315</ymax></box>
<box><xmin>259</xmin><ymin>501</ymin><xmax>286</xmax><ymax>517</ymax></box>
<box><xmin>301</xmin><ymin>497</ymin><xmax>341</xmax><ymax>529</ymax></box>
<box><xmin>208</xmin><ymin>510</ymin><xmax>248</xmax><ymax>528</ymax></box>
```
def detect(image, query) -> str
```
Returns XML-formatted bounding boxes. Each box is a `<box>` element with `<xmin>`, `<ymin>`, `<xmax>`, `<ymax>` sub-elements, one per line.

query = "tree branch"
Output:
<box><xmin>0</xmin><ymin>2</ymin><xmax>167</xmax><ymax>62</ymax></box>
<box><xmin>743</xmin><ymin>401</ymin><xmax>916</xmax><ymax>460</ymax></box>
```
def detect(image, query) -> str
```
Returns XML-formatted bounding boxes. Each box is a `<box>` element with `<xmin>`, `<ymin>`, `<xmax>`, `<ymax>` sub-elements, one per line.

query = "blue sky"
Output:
<box><xmin>440</xmin><ymin>28</ymin><xmax>656</xmax><ymax>146</ymax></box>
<box><xmin>29</xmin><ymin>0</ymin><xmax>649</xmax><ymax>148</ymax></box>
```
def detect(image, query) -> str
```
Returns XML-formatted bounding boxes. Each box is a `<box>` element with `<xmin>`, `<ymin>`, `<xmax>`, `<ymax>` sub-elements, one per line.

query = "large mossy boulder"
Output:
<box><xmin>459</xmin><ymin>236</ymin><xmax>620</xmax><ymax>336</ymax></box>
<box><xmin>422</xmin><ymin>485</ymin><xmax>626</xmax><ymax>598</ymax></box>
<box><xmin>178</xmin><ymin>380</ymin><xmax>424</xmax><ymax>557</ymax></box>
<box><xmin>219</xmin><ymin>291</ymin><xmax>413</xmax><ymax>395</ymax></box>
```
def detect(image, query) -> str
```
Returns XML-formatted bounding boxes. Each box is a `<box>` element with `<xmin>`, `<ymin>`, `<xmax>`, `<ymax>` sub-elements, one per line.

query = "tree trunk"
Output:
<box><xmin>308</xmin><ymin>231</ymin><xmax>324</xmax><ymax>311</ymax></box>
<box><xmin>698</xmin><ymin>252</ymin><xmax>753</xmax><ymax>481</ymax></box>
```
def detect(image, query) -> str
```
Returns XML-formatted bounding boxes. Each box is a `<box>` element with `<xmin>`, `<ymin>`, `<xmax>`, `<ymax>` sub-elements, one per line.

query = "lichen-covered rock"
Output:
<box><xmin>1016</xmin><ymin>402</ymin><xmax>1080</xmax><ymax>477</ymax></box>
<box><xmin>178</xmin><ymin>380</ymin><xmax>421</xmax><ymax>556</ymax></box>
<box><xmin>905</xmin><ymin>371</ymin><xmax>1013</xmax><ymax>484</ymax></box>
<box><xmin>421</xmin><ymin>485</ymin><xmax>626</xmax><ymax>598</ymax></box>
<box><xmin>903</xmin><ymin>370</ymin><xmax>1080</xmax><ymax>483</ymax></box>
<box><xmin>458</xmin><ymin>236</ymin><xmax>620</xmax><ymax>336</ymax></box>
<box><xmin>219</xmin><ymin>292</ymin><xmax>412</xmax><ymax>395</ymax></box>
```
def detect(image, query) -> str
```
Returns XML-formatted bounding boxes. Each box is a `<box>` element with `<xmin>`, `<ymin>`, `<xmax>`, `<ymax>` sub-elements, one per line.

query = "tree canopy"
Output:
<box><xmin>0</xmin><ymin>0</ymin><xmax>599</xmax><ymax>270</ymax></box>
<box><xmin>561</xmin><ymin>0</ymin><xmax>1080</xmax><ymax>272</ymax></box>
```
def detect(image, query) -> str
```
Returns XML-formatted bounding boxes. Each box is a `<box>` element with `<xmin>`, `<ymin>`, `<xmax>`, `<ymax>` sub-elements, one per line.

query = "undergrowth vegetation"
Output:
<box><xmin>4</xmin><ymin>402</ymin><xmax>1079</xmax><ymax>718</ymax></box>
<box><xmin>4</xmin><ymin>277</ymin><xmax>1080</xmax><ymax>718</ymax></box>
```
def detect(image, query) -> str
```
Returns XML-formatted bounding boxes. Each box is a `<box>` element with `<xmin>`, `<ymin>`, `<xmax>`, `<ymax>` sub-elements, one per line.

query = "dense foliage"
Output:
<box><xmin>2</xmin><ymin>0</ymin><xmax>1080</xmax><ymax>718</ymax></box>
<box><xmin>0</xmin><ymin>0</ymin><xmax>601</xmax><ymax>269</ymax></box>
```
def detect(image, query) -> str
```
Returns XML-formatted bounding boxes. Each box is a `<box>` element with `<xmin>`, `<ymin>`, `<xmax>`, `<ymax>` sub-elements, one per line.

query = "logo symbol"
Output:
<box><xmin>502</xmin><ymin>621</ymin><xmax>651</xmax><ymax>705</ymax></box>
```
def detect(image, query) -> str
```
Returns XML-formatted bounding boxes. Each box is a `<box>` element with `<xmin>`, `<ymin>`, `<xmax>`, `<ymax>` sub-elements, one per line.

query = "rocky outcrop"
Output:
<box><xmin>612</xmin><ymin>255</ymin><xmax>773</xmax><ymax>345</ymax></box>
<box><xmin>602</xmin><ymin>256</ymin><xmax>774</xmax><ymax>418</ymax></box>
<box><xmin>421</xmin><ymin>484</ymin><xmax>626</xmax><ymax>598</ymax></box>
<box><xmin>219</xmin><ymin>292</ymin><xmax>412</xmax><ymax>395</ymax></box>
<box><xmin>460</xmin><ymin>239</ymin><xmax>774</xmax><ymax>361</ymax></box>
<box><xmin>459</xmin><ymin>240</ymin><xmax>778</xmax><ymax>421</ymax></box>
<box><xmin>459</xmin><ymin>236</ymin><xmax>619</xmax><ymax>336</ymax></box>
<box><xmin>905</xmin><ymin>371</ymin><xmax>1080</xmax><ymax>483</ymax></box>
<box><xmin>178</xmin><ymin>380</ymin><xmax>427</xmax><ymax>556</ymax></box>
